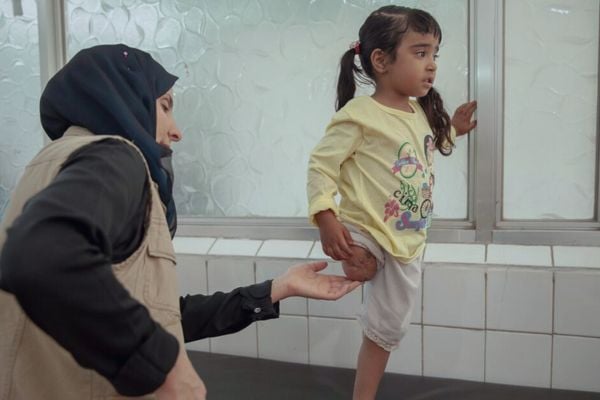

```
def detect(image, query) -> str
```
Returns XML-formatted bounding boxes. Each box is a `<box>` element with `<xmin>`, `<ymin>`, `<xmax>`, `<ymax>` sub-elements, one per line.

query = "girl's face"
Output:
<box><xmin>383</xmin><ymin>30</ymin><xmax>439</xmax><ymax>99</ymax></box>
<box><xmin>155</xmin><ymin>89</ymin><xmax>182</xmax><ymax>149</ymax></box>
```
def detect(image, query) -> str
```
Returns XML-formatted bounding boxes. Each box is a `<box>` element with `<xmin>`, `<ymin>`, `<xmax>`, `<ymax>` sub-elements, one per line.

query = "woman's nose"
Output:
<box><xmin>169</xmin><ymin>125</ymin><xmax>182</xmax><ymax>142</ymax></box>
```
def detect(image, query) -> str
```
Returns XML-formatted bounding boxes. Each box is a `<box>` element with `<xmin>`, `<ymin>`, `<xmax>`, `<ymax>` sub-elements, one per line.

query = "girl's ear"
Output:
<box><xmin>370</xmin><ymin>49</ymin><xmax>388</xmax><ymax>75</ymax></box>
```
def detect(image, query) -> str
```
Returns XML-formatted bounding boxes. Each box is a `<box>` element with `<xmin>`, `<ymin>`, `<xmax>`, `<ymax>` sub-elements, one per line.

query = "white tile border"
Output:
<box><xmin>308</xmin><ymin>241</ymin><xmax>330</xmax><ymax>260</ymax></box>
<box><xmin>172</xmin><ymin>237</ymin><xmax>216</xmax><ymax>255</ymax></box>
<box><xmin>257</xmin><ymin>239</ymin><xmax>314</xmax><ymax>258</ymax></box>
<box><xmin>172</xmin><ymin>238</ymin><xmax>600</xmax><ymax>270</ymax></box>
<box><xmin>486</xmin><ymin>244</ymin><xmax>552</xmax><ymax>267</ymax></box>
<box><xmin>553</xmin><ymin>246</ymin><xmax>600</xmax><ymax>269</ymax></box>
<box><xmin>424</xmin><ymin>243</ymin><xmax>486</xmax><ymax>264</ymax></box>
<box><xmin>207</xmin><ymin>238</ymin><xmax>263</xmax><ymax>256</ymax></box>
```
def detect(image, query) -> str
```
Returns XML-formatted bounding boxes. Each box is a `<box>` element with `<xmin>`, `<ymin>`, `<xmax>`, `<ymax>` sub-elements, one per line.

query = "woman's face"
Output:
<box><xmin>155</xmin><ymin>89</ymin><xmax>182</xmax><ymax>149</ymax></box>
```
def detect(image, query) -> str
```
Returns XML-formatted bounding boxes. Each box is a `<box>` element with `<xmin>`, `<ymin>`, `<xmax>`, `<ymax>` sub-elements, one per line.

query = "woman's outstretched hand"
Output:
<box><xmin>451</xmin><ymin>100</ymin><xmax>477</xmax><ymax>136</ymax></box>
<box><xmin>271</xmin><ymin>261</ymin><xmax>362</xmax><ymax>303</ymax></box>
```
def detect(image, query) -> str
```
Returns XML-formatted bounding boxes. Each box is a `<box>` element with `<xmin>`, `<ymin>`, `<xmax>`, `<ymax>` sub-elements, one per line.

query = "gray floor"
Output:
<box><xmin>189</xmin><ymin>351</ymin><xmax>600</xmax><ymax>400</ymax></box>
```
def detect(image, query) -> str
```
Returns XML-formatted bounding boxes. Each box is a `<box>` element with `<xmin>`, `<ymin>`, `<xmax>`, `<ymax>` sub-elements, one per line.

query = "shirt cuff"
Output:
<box><xmin>308</xmin><ymin>199</ymin><xmax>339</xmax><ymax>226</ymax></box>
<box><xmin>450</xmin><ymin>125</ymin><xmax>457</xmax><ymax>143</ymax></box>
<box><xmin>240</xmin><ymin>280</ymin><xmax>280</xmax><ymax>321</ymax></box>
<box><xmin>111</xmin><ymin>323</ymin><xmax>179</xmax><ymax>396</ymax></box>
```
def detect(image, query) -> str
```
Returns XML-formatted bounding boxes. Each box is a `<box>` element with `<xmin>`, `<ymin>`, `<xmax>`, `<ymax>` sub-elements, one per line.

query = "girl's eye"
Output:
<box><xmin>417</xmin><ymin>51</ymin><xmax>426</xmax><ymax>57</ymax></box>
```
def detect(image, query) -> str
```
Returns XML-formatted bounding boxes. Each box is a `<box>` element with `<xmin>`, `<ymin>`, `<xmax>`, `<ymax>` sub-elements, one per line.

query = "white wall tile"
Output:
<box><xmin>555</xmin><ymin>271</ymin><xmax>600</xmax><ymax>336</ymax></box>
<box><xmin>257</xmin><ymin>240</ymin><xmax>314</xmax><ymax>258</ymax></box>
<box><xmin>485</xmin><ymin>331</ymin><xmax>551</xmax><ymax>388</ymax></box>
<box><xmin>412</xmin><ymin>277</ymin><xmax>422</xmax><ymax>324</ymax></box>
<box><xmin>554</xmin><ymin>246</ymin><xmax>600</xmax><ymax>268</ymax></box>
<box><xmin>308</xmin><ymin>317</ymin><xmax>362</xmax><ymax>368</ymax></box>
<box><xmin>173</xmin><ymin>237</ymin><xmax>215</xmax><ymax>255</ymax></box>
<box><xmin>424</xmin><ymin>243</ymin><xmax>485</xmax><ymax>264</ymax></box>
<box><xmin>423</xmin><ymin>266</ymin><xmax>485</xmax><ymax>329</ymax></box>
<box><xmin>257</xmin><ymin>316</ymin><xmax>309</xmax><ymax>364</ymax></box>
<box><xmin>387</xmin><ymin>324</ymin><xmax>422</xmax><ymax>376</ymax></box>
<box><xmin>176</xmin><ymin>254</ymin><xmax>207</xmax><ymax>296</ymax></box>
<box><xmin>208</xmin><ymin>239</ymin><xmax>262</xmax><ymax>256</ymax></box>
<box><xmin>255</xmin><ymin>259</ymin><xmax>307</xmax><ymax>315</ymax></box>
<box><xmin>207</xmin><ymin>258</ymin><xmax>255</xmax><ymax>292</ymax></box>
<box><xmin>210</xmin><ymin>325</ymin><xmax>258</xmax><ymax>358</ymax></box>
<box><xmin>423</xmin><ymin>326</ymin><xmax>485</xmax><ymax>382</ymax></box>
<box><xmin>185</xmin><ymin>339</ymin><xmax>210</xmax><ymax>352</ymax></box>
<box><xmin>553</xmin><ymin>335</ymin><xmax>600</xmax><ymax>392</ymax></box>
<box><xmin>308</xmin><ymin>262</ymin><xmax>362</xmax><ymax>318</ymax></box>
<box><xmin>487</xmin><ymin>268</ymin><xmax>553</xmax><ymax>333</ymax></box>
<box><xmin>486</xmin><ymin>245</ymin><xmax>552</xmax><ymax>267</ymax></box>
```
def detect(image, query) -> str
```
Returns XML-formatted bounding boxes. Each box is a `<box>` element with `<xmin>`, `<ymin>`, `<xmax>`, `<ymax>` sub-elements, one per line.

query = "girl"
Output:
<box><xmin>307</xmin><ymin>6</ymin><xmax>476</xmax><ymax>399</ymax></box>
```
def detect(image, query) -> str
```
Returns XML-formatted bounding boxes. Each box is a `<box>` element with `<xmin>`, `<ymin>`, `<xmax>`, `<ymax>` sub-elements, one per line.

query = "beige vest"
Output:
<box><xmin>0</xmin><ymin>127</ymin><xmax>183</xmax><ymax>400</ymax></box>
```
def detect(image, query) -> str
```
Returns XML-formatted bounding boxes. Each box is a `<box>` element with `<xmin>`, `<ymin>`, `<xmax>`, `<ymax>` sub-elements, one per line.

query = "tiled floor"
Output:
<box><xmin>189</xmin><ymin>351</ymin><xmax>600</xmax><ymax>400</ymax></box>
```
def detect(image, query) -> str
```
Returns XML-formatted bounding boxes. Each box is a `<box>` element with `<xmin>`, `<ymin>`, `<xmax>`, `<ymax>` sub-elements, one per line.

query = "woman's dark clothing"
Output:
<box><xmin>0</xmin><ymin>139</ymin><xmax>279</xmax><ymax>395</ymax></box>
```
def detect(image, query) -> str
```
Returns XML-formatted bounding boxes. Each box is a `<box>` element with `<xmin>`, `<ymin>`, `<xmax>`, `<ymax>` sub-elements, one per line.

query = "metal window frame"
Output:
<box><xmin>36</xmin><ymin>0</ymin><xmax>600</xmax><ymax>245</ymax></box>
<box><xmin>491</xmin><ymin>0</ymin><xmax>600</xmax><ymax>245</ymax></box>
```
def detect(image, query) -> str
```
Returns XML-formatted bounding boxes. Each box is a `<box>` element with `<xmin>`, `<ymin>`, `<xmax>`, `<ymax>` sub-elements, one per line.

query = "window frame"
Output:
<box><xmin>37</xmin><ymin>0</ymin><xmax>600</xmax><ymax>245</ymax></box>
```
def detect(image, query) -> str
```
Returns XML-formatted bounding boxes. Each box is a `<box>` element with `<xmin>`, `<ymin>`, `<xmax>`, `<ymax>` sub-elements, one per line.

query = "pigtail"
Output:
<box><xmin>336</xmin><ymin>49</ymin><xmax>360</xmax><ymax>111</ymax></box>
<box><xmin>418</xmin><ymin>87</ymin><xmax>453</xmax><ymax>155</ymax></box>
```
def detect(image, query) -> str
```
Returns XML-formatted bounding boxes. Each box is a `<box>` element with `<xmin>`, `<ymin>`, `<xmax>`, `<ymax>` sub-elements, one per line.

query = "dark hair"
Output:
<box><xmin>336</xmin><ymin>5</ymin><xmax>453</xmax><ymax>155</ymax></box>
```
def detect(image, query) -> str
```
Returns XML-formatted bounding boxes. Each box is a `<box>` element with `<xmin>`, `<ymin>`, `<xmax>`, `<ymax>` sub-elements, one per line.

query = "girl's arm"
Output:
<box><xmin>307</xmin><ymin>115</ymin><xmax>363</xmax><ymax>260</ymax></box>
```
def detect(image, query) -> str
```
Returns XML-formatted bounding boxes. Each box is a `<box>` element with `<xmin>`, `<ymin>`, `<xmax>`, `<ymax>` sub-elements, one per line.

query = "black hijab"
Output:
<box><xmin>40</xmin><ymin>44</ymin><xmax>178</xmax><ymax>236</ymax></box>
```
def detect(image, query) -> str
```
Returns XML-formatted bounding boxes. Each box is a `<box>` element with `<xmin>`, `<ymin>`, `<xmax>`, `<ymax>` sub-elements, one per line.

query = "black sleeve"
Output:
<box><xmin>180</xmin><ymin>280</ymin><xmax>280</xmax><ymax>342</ymax></box>
<box><xmin>0</xmin><ymin>139</ymin><xmax>178</xmax><ymax>396</ymax></box>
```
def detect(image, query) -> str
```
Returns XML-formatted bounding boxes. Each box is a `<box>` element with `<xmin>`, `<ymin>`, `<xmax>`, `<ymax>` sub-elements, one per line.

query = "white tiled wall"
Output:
<box><xmin>486</xmin><ymin>268</ymin><xmax>553</xmax><ymax>333</ymax></box>
<box><xmin>423</xmin><ymin>265</ymin><xmax>485</xmax><ymax>329</ymax></box>
<box><xmin>485</xmin><ymin>331</ymin><xmax>552</xmax><ymax>388</ymax></box>
<box><xmin>175</xmin><ymin>239</ymin><xmax>600</xmax><ymax>393</ymax></box>
<box><xmin>423</xmin><ymin>326</ymin><xmax>485</xmax><ymax>381</ymax></box>
<box><xmin>258</xmin><ymin>315</ymin><xmax>309</xmax><ymax>364</ymax></box>
<box><xmin>387</xmin><ymin>324</ymin><xmax>422</xmax><ymax>375</ymax></box>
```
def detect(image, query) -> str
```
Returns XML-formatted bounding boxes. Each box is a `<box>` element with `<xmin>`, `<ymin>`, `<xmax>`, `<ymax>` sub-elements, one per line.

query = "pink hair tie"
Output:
<box><xmin>349</xmin><ymin>40</ymin><xmax>360</xmax><ymax>55</ymax></box>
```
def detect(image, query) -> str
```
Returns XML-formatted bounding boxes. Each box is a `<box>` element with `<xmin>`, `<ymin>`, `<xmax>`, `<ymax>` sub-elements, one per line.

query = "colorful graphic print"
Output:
<box><xmin>395</xmin><ymin>211</ymin><xmax>428</xmax><ymax>231</ymax></box>
<box><xmin>391</xmin><ymin>142</ymin><xmax>424</xmax><ymax>179</ymax></box>
<box><xmin>424</xmin><ymin>134</ymin><xmax>435</xmax><ymax>166</ymax></box>
<box><xmin>385</xmin><ymin>140</ymin><xmax>435</xmax><ymax>231</ymax></box>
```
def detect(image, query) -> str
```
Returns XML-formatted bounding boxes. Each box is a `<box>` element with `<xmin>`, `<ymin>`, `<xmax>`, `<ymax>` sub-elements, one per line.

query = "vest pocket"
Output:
<box><xmin>143</xmin><ymin>224</ymin><xmax>181</xmax><ymax>322</ymax></box>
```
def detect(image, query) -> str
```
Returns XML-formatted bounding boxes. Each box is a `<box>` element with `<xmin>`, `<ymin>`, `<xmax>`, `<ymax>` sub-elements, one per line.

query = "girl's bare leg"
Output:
<box><xmin>352</xmin><ymin>335</ymin><xmax>390</xmax><ymax>400</ymax></box>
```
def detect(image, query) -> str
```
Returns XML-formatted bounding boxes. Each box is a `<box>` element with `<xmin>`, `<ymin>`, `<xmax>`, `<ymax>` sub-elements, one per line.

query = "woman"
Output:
<box><xmin>0</xmin><ymin>44</ymin><xmax>360</xmax><ymax>400</ymax></box>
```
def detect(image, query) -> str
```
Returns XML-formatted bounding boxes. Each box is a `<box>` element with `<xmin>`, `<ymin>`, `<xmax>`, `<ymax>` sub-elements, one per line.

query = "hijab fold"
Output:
<box><xmin>40</xmin><ymin>44</ymin><xmax>178</xmax><ymax>236</ymax></box>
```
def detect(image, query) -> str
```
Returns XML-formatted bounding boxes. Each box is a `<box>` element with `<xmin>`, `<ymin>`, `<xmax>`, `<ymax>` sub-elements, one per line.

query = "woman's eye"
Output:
<box><xmin>417</xmin><ymin>51</ymin><xmax>425</xmax><ymax>57</ymax></box>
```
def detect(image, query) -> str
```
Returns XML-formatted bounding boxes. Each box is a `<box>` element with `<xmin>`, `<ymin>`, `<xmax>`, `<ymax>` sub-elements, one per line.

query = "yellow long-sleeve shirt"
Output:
<box><xmin>307</xmin><ymin>96</ymin><xmax>454</xmax><ymax>263</ymax></box>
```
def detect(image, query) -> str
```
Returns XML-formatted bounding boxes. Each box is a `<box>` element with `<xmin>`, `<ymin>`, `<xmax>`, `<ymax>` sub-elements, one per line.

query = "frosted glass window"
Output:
<box><xmin>504</xmin><ymin>0</ymin><xmax>599</xmax><ymax>220</ymax></box>
<box><xmin>66</xmin><ymin>0</ymin><xmax>469</xmax><ymax>219</ymax></box>
<box><xmin>0</xmin><ymin>0</ymin><xmax>43</xmax><ymax>218</ymax></box>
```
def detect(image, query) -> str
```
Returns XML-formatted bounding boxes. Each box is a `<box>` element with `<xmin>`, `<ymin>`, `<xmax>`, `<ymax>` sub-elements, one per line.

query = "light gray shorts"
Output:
<box><xmin>344</xmin><ymin>223</ymin><xmax>422</xmax><ymax>352</ymax></box>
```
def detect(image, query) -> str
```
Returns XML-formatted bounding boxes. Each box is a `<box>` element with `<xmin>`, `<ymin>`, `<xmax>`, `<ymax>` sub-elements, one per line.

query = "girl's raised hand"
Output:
<box><xmin>451</xmin><ymin>100</ymin><xmax>477</xmax><ymax>136</ymax></box>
